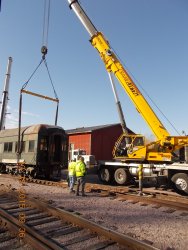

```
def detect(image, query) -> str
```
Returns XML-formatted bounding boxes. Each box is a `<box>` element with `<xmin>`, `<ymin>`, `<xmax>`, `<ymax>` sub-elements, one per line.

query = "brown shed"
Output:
<box><xmin>66</xmin><ymin>123</ymin><xmax>133</xmax><ymax>161</ymax></box>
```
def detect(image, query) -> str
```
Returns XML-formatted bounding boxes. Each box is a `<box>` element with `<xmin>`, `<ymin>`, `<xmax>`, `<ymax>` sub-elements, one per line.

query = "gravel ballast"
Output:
<box><xmin>0</xmin><ymin>174</ymin><xmax>187</xmax><ymax>250</ymax></box>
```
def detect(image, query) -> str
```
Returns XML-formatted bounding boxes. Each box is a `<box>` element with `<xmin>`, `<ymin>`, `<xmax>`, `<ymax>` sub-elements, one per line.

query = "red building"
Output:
<box><xmin>66</xmin><ymin>123</ymin><xmax>133</xmax><ymax>161</ymax></box>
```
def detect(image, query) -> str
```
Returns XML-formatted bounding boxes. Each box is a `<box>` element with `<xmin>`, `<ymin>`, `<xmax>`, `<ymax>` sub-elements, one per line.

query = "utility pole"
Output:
<box><xmin>0</xmin><ymin>57</ymin><xmax>13</xmax><ymax>130</ymax></box>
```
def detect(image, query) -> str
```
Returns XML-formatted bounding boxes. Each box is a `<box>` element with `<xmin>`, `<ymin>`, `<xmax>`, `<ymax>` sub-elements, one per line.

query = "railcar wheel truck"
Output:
<box><xmin>66</xmin><ymin>0</ymin><xmax>188</xmax><ymax>194</ymax></box>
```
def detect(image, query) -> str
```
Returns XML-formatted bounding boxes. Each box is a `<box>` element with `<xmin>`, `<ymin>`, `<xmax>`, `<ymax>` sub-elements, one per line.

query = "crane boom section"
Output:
<box><xmin>67</xmin><ymin>0</ymin><xmax>169</xmax><ymax>140</ymax></box>
<box><xmin>91</xmin><ymin>32</ymin><xmax>170</xmax><ymax>140</ymax></box>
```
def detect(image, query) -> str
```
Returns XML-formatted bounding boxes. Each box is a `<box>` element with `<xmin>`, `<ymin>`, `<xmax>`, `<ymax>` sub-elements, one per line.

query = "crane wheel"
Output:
<box><xmin>98</xmin><ymin>167</ymin><xmax>112</xmax><ymax>184</ymax></box>
<box><xmin>171</xmin><ymin>173</ymin><xmax>188</xmax><ymax>195</ymax></box>
<box><xmin>114</xmin><ymin>168</ymin><xmax>130</xmax><ymax>185</ymax></box>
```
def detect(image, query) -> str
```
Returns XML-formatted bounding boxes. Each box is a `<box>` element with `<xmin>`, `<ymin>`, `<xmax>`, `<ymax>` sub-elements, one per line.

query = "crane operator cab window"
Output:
<box><xmin>133</xmin><ymin>136</ymin><xmax>144</xmax><ymax>147</ymax></box>
<box><xmin>116</xmin><ymin>135</ymin><xmax>144</xmax><ymax>157</ymax></box>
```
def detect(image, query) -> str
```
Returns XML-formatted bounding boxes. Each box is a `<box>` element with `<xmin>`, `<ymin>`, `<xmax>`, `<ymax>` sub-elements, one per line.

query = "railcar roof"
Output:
<box><xmin>0</xmin><ymin>124</ymin><xmax>63</xmax><ymax>137</ymax></box>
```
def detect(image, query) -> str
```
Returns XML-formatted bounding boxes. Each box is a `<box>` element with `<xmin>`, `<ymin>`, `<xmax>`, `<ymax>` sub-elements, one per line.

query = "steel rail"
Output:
<box><xmin>87</xmin><ymin>183</ymin><xmax>188</xmax><ymax>211</ymax></box>
<box><xmin>26</xmin><ymin>196</ymin><xmax>158</xmax><ymax>250</ymax></box>
<box><xmin>0</xmin><ymin>208</ymin><xmax>61</xmax><ymax>250</ymax></box>
<box><xmin>0</xmin><ymin>191</ymin><xmax>159</xmax><ymax>250</ymax></box>
<box><xmin>114</xmin><ymin>194</ymin><xmax>188</xmax><ymax>211</ymax></box>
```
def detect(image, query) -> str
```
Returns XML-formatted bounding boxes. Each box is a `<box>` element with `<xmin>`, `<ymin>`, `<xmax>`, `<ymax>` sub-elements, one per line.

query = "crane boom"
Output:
<box><xmin>67</xmin><ymin>0</ymin><xmax>168</xmax><ymax>140</ymax></box>
<box><xmin>0</xmin><ymin>57</ymin><xmax>13</xmax><ymax>130</ymax></box>
<box><xmin>67</xmin><ymin>0</ymin><xmax>188</xmax><ymax>162</ymax></box>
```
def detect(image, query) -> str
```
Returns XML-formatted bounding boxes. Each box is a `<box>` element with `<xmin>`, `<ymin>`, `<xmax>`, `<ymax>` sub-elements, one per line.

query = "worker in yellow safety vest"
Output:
<box><xmin>68</xmin><ymin>159</ymin><xmax>76</xmax><ymax>193</ymax></box>
<box><xmin>75</xmin><ymin>155</ymin><xmax>87</xmax><ymax>197</ymax></box>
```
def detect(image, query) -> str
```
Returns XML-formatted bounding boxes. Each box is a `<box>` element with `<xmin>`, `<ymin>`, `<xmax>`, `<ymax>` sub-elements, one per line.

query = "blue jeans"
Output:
<box><xmin>69</xmin><ymin>175</ymin><xmax>75</xmax><ymax>191</ymax></box>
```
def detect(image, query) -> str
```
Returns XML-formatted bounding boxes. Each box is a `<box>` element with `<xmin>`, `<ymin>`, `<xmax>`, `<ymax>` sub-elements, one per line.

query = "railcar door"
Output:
<box><xmin>51</xmin><ymin>134</ymin><xmax>61</xmax><ymax>163</ymax></box>
<box><xmin>38</xmin><ymin>136</ymin><xmax>49</xmax><ymax>163</ymax></box>
<box><xmin>47</xmin><ymin>133</ymin><xmax>62</xmax><ymax>179</ymax></box>
<box><xmin>35</xmin><ymin>136</ymin><xmax>49</xmax><ymax>178</ymax></box>
<box><xmin>37</xmin><ymin>129</ymin><xmax>67</xmax><ymax>179</ymax></box>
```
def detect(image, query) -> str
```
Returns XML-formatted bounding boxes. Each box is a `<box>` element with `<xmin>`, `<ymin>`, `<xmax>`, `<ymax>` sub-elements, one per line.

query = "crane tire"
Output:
<box><xmin>114</xmin><ymin>168</ymin><xmax>130</xmax><ymax>185</ymax></box>
<box><xmin>98</xmin><ymin>167</ymin><xmax>112</xmax><ymax>184</ymax></box>
<box><xmin>171</xmin><ymin>173</ymin><xmax>188</xmax><ymax>195</ymax></box>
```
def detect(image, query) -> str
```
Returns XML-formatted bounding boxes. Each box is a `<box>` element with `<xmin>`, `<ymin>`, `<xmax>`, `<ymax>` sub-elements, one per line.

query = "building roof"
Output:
<box><xmin>66</xmin><ymin>123</ymin><xmax>133</xmax><ymax>135</ymax></box>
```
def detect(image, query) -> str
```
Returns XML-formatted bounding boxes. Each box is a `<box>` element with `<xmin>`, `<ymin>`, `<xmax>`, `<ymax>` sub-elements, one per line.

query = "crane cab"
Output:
<box><xmin>113</xmin><ymin>134</ymin><xmax>146</xmax><ymax>161</ymax></box>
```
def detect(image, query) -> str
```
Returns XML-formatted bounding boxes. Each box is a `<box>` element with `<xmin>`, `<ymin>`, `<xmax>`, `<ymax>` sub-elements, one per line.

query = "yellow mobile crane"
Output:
<box><xmin>67</xmin><ymin>0</ymin><xmax>188</xmax><ymax>194</ymax></box>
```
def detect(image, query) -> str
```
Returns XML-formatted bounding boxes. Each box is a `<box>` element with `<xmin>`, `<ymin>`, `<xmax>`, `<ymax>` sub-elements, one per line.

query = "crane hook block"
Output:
<box><xmin>41</xmin><ymin>46</ymin><xmax>48</xmax><ymax>59</ymax></box>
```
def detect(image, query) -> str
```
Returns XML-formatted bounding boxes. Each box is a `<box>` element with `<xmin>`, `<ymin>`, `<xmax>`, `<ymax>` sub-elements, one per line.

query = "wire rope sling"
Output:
<box><xmin>17</xmin><ymin>0</ymin><xmax>59</xmax><ymax>162</ymax></box>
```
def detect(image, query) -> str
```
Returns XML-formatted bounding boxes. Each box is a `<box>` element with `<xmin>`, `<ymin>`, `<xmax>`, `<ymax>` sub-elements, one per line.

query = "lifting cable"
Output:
<box><xmin>17</xmin><ymin>0</ymin><xmax>59</xmax><ymax>161</ymax></box>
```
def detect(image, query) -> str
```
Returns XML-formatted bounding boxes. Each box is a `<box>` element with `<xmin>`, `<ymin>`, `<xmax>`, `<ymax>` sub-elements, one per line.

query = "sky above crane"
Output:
<box><xmin>0</xmin><ymin>0</ymin><xmax>187</xmax><ymax>140</ymax></box>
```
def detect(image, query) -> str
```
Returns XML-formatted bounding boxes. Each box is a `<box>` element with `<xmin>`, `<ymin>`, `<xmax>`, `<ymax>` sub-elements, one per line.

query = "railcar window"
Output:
<box><xmin>40</xmin><ymin>138</ymin><xmax>48</xmax><ymax>151</ymax></box>
<box><xmin>4</xmin><ymin>142</ymin><xmax>13</xmax><ymax>152</ymax></box>
<box><xmin>28</xmin><ymin>140</ymin><xmax>35</xmax><ymax>152</ymax></box>
<box><xmin>4</xmin><ymin>143</ymin><xmax>8</xmax><ymax>152</ymax></box>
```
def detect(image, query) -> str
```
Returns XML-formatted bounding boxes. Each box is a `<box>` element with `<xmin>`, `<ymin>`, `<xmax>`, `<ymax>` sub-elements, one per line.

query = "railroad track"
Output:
<box><xmin>0</xmin><ymin>192</ymin><xmax>158</xmax><ymax>250</ymax></box>
<box><xmin>86</xmin><ymin>184</ymin><xmax>188</xmax><ymax>213</ymax></box>
<box><xmin>0</xmin><ymin>222</ymin><xmax>33</xmax><ymax>249</ymax></box>
<box><xmin>1</xmin><ymin>174</ymin><xmax>188</xmax><ymax>213</ymax></box>
<box><xmin>25</xmin><ymin>176</ymin><xmax>188</xmax><ymax>213</ymax></box>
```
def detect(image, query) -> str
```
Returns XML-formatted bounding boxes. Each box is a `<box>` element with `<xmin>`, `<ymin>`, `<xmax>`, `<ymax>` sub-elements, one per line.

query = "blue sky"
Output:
<box><xmin>0</xmin><ymin>0</ymin><xmax>188</xmax><ymax>140</ymax></box>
